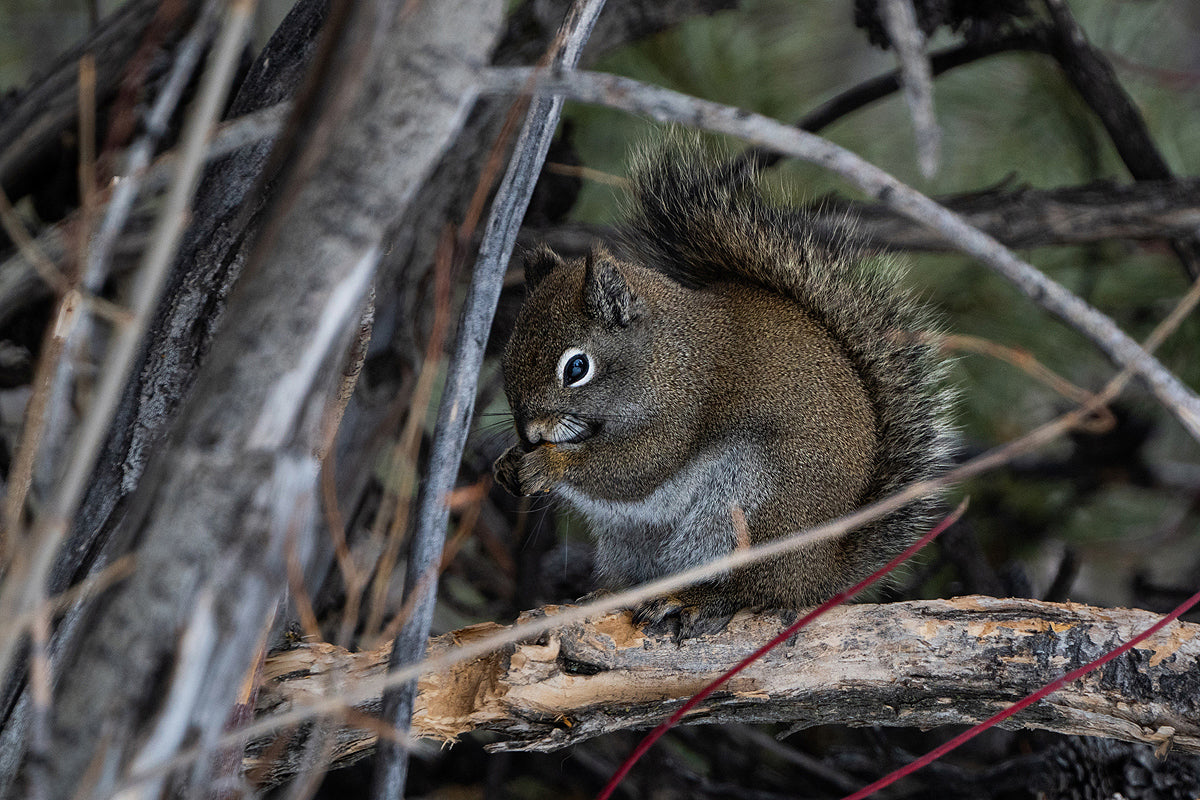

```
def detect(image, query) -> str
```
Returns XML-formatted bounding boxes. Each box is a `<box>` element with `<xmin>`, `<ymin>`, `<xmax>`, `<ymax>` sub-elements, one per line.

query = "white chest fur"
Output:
<box><xmin>555</xmin><ymin>443</ymin><xmax>763</xmax><ymax>585</ymax></box>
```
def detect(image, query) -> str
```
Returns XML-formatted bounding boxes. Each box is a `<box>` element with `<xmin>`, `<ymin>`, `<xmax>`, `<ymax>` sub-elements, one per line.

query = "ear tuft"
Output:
<box><xmin>524</xmin><ymin>244</ymin><xmax>566</xmax><ymax>291</ymax></box>
<box><xmin>583</xmin><ymin>246</ymin><xmax>637</xmax><ymax>328</ymax></box>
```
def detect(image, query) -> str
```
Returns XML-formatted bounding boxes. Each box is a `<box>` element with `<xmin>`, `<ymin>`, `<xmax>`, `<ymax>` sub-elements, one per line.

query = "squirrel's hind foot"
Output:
<box><xmin>633</xmin><ymin>588</ymin><xmax>738</xmax><ymax>643</ymax></box>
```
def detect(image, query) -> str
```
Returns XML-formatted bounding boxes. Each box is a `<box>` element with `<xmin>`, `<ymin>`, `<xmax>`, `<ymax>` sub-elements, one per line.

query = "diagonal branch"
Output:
<box><xmin>530</xmin><ymin>177</ymin><xmax>1200</xmax><ymax>255</ymax></box>
<box><xmin>479</xmin><ymin>67</ymin><xmax>1200</xmax><ymax>442</ymax></box>
<box><xmin>823</xmin><ymin>177</ymin><xmax>1200</xmax><ymax>252</ymax></box>
<box><xmin>1042</xmin><ymin>0</ymin><xmax>1200</xmax><ymax>280</ymax></box>
<box><xmin>373</xmin><ymin>2</ymin><xmax>608</xmax><ymax>796</ymax></box>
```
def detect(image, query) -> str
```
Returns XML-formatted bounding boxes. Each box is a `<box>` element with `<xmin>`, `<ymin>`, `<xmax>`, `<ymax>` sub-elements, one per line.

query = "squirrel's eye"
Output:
<box><xmin>557</xmin><ymin>347</ymin><xmax>594</xmax><ymax>388</ymax></box>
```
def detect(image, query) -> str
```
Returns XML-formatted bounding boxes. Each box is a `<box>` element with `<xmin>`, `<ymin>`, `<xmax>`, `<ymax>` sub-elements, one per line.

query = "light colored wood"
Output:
<box><xmin>246</xmin><ymin>596</ymin><xmax>1200</xmax><ymax>785</ymax></box>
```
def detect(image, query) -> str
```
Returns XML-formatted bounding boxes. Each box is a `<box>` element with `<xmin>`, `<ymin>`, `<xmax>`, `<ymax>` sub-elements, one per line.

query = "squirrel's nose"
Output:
<box><xmin>513</xmin><ymin>412</ymin><xmax>542</xmax><ymax>447</ymax></box>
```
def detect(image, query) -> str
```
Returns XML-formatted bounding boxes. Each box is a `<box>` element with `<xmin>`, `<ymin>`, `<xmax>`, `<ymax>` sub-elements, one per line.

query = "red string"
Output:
<box><xmin>840</xmin><ymin>583</ymin><xmax>1200</xmax><ymax>800</ymax></box>
<box><xmin>596</xmin><ymin>499</ymin><xmax>969</xmax><ymax>800</ymax></box>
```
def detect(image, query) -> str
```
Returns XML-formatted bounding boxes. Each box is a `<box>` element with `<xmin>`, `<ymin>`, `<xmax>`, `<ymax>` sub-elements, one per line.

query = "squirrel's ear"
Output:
<box><xmin>524</xmin><ymin>245</ymin><xmax>565</xmax><ymax>292</ymax></box>
<box><xmin>583</xmin><ymin>246</ymin><xmax>638</xmax><ymax>328</ymax></box>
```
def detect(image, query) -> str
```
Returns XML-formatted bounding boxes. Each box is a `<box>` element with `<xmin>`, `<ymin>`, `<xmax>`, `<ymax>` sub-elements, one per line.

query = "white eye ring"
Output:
<box><xmin>557</xmin><ymin>347</ymin><xmax>594</xmax><ymax>388</ymax></box>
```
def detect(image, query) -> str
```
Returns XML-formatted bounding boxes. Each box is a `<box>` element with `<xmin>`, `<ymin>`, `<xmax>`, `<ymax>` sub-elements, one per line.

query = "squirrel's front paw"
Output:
<box><xmin>493</xmin><ymin>445</ymin><xmax>526</xmax><ymax>496</ymax></box>
<box><xmin>517</xmin><ymin>445</ymin><xmax>562</xmax><ymax>495</ymax></box>
<box><xmin>493</xmin><ymin>444</ymin><xmax>566</xmax><ymax>497</ymax></box>
<box><xmin>633</xmin><ymin>589</ymin><xmax>738</xmax><ymax>643</ymax></box>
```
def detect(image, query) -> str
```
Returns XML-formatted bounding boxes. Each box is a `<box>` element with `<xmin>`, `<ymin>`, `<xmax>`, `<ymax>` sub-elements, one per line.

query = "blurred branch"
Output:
<box><xmin>879</xmin><ymin>0</ymin><xmax>940</xmax><ymax>176</ymax></box>
<box><xmin>531</xmin><ymin>177</ymin><xmax>1200</xmax><ymax>255</ymax></box>
<box><xmin>744</xmin><ymin>28</ymin><xmax>1052</xmax><ymax>170</ymax></box>
<box><xmin>247</xmin><ymin>597</ymin><xmax>1200</xmax><ymax>784</ymax></box>
<box><xmin>0</xmin><ymin>0</ymin><xmax>249</xmax><ymax>729</ymax></box>
<box><xmin>480</xmin><ymin>68</ymin><xmax>1200</xmax><ymax>441</ymax></box>
<box><xmin>1042</xmin><ymin>0</ymin><xmax>1200</xmax><ymax>280</ymax></box>
<box><xmin>832</xmin><ymin>178</ymin><xmax>1200</xmax><ymax>252</ymax></box>
<box><xmin>0</xmin><ymin>0</ymin><xmax>204</xmax><ymax>197</ymax></box>
<box><xmin>374</xmin><ymin>1</ymin><xmax>608</xmax><ymax>797</ymax></box>
<box><xmin>0</xmin><ymin>102</ymin><xmax>290</xmax><ymax>330</ymax></box>
<box><xmin>24</xmin><ymin>0</ymin><xmax>503</xmax><ymax>795</ymax></box>
<box><xmin>28</xmin><ymin>5</ymin><xmax>224</xmax><ymax>549</ymax></box>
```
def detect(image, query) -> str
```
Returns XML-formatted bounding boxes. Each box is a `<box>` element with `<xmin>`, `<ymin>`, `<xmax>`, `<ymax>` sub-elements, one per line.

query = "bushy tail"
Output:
<box><xmin>622</xmin><ymin>133</ymin><xmax>956</xmax><ymax>571</ymax></box>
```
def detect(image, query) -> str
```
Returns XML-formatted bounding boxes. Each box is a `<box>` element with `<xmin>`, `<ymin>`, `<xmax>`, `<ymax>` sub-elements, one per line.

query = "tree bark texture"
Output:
<box><xmin>33</xmin><ymin>0</ymin><xmax>503</xmax><ymax>795</ymax></box>
<box><xmin>246</xmin><ymin>596</ymin><xmax>1200</xmax><ymax>786</ymax></box>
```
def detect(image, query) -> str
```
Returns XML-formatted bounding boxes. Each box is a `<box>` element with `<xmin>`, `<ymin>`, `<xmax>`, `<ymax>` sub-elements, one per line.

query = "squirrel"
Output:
<box><xmin>494</xmin><ymin>134</ymin><xmax>954</xmax><ymax>639</ymax></box>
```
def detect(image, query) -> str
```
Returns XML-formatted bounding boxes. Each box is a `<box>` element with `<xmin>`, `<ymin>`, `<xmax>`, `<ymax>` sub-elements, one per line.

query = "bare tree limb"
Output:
<box><xmin>531</xmin><ymin>178</ymin><xmax>1200</xmax><ymax>255</ymax></box>
<box><xmin>827</xmin><ymin>178</ymin><xmax>1200</xmax><ymax>252</ymax></box>
<box><xmin>374</xmin><ymin>2</ymin><xmax>608</xmax><ymax>796</ymax></box>
<box><xmin>245</xmin><ymin>597</ymin><xmax>1200</xmax><ymax>785</ymax></box>
<box><xmin>26</xmin><ymin>0</ymin><xmax>503</xmax><ymax>794</ymax></box>
<box><xmin>1042</xmin><ymin>0</ymin><xmax>1200</xmax><ymax>280</ymax></box>
<box><xmin>879</xmin><ymin>0</ymin><xmax>940</xmax><ymax>176</ymax></box>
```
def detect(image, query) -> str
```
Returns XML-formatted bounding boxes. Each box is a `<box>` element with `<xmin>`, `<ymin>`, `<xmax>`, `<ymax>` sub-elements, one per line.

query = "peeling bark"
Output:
<box><xmin>246</xmin><ymin>596</ymin><xmax>1200</xmax><ymax>786</ymax></box>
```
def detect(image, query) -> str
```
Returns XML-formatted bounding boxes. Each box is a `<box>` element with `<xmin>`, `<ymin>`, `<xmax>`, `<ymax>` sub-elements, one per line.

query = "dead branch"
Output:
<box><xmin>247</xmin><ymin>596</ymin><xmax>1200</xmax><ymax>786</ymax></box>
<box><xmin>1042</xmin><ymin>0</ymin><xmax>1200</xmax><ymax>280</ymax></box>
<box><xmin>836</xmin><ymin>178</ymin><xmax>1200</xmax><ymax>252</ymax></box>
<box><xmin>530</xmin><ymin>178</ymin><xmax>1200</xmax><ymax>257</ymax></box>
<box><xmin>879</xmin><ymin>0</ymin><xmax>941</xmax><ymax>176</ymax></box>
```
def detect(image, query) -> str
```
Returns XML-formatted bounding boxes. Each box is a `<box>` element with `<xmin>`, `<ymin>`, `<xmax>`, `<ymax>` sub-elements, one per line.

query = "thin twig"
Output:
<box><xmin>931</xmin><ymin>332</ymin><xmax>1116</xmax><ymax>432</ymax></box>
<box><xmin>316</xmin><ymin>289</ymin><xmax>374</xmax><ymax>649</ymax></box>
<box><xmin>84</xmin><ymin>6</ymin><xmax>218</xmax><ymax>288</ymax></box>
<box><xmin>371</xmin><ymin>2</ymin><xmax>609</xmax><ymax>797</ymax></box>
<box><xmin>364</xmin><ymin>227</ymin><xmax>454</xmax><ymax>641</ymax></box>
<box><xmin>478</xmin><ymin>67</ymin><xmax>1200</xmax><ymax>441</ymax></box>
<box><xmin>879</xmin><ymin>0</ymin><xmax>940</xmax><ymax>177</ymax></box>
<box><xmin>0</xmin><ymin>188</ymin><xmax>69</xmax><ymax>295</ymax></box>
<box><xmin>0</xmin><ymin>289</ymin><xmax>77</xmax><ymax>555</ymax></box>
<box><xmin>744</xmin><ymin>28</ymin><xmax>1052</xmax><ymax>170</ymax></box>
<box><xmin>76</xmin><ymin>53</ymin><xmax>97</xmax><ymax>279</ymax></box>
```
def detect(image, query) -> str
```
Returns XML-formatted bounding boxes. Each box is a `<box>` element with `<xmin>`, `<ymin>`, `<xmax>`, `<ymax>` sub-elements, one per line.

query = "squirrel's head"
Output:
<box><xmin>502</xmin><ymin>243</ymin><xmax>668</xmax><ymax>450</ymax></box>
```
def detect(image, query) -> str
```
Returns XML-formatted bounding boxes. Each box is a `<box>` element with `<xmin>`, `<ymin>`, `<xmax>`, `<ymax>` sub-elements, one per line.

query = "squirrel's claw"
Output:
<box><xmin>493</xmin><ymin>446</ymin><xmax>526</xmax><ymax>497</ymax></box>
<box><xmin>517</xmin><ymin>447</ymin><xmax>560</xmax><ymax>495</ymax></box>
<box><xmin>633</xmin><ymin>590</ymin><xmax>738</xmax><ymax>643</ymax></box>
<box><xmin>493</xmin><ymin>444</ymin><xmax>565</xmax><ymax>496</ymax></box>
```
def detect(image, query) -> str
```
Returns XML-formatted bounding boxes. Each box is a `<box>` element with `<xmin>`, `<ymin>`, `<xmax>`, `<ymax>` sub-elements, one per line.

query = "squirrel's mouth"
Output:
<box><xmin>542</xmin><ymin>415</ymin><xmax>597</xmax><ymax>445</ymax></box>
